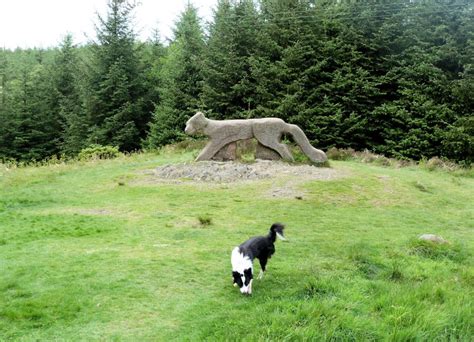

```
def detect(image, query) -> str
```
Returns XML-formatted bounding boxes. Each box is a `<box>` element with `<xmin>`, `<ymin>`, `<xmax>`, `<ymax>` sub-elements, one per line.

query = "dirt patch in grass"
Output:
<box><xmin>140</xmin><ymin>160</ymin><xmax>347</xmax><ymax>199</ymax></box>
<box><xmin>77</xmin><ymin>209</ymin><xmax>113</xmax><ymax>216</ymax></box>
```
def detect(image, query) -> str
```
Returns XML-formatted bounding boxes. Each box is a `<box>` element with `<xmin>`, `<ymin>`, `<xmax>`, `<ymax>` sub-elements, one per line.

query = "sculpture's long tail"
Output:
<box><xmin>285</xmin><ymin>124</ymin><xmax>327</xmax><ymax>163</ymax></box>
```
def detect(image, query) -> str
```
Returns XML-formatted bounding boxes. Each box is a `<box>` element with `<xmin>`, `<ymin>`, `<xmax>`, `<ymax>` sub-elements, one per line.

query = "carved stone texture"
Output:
<box><xmin>184</xmin><ymin>112</ymin><xmax>327</xmax><ymax>163</ymax></box>
<box><xmin>212</xmin><ymin>142</ymin><xmax>237</xmax><ymax>161</ymax></box>
<box><xmin>256</xmin><ymin>142</ymin><xmax>281</xmax><ymax>160</ymax></box>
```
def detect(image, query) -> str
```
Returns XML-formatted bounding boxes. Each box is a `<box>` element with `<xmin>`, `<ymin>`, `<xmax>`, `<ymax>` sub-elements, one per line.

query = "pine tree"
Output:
<box><xmin>87</xmin><ymin>0</ymin><xmax>148</xmax><ymax>151</ymax></box>
<box><xmin>147</xmin><ymin>4</ymin><xmax>205</xmax><ymax>147</ymax></box>
<box><xmin>0</xmin><ymin>49</ymin><xmax>6</xmax><ymax>108</ymax></box>
<box><xmin>442</xmin><ymin>2</ymin><xmax>474</xmax><ymax>164</ymax></box>
<box><xmin>139</xmin><ymin>28</ymin><xmax>166</xmax><ymax>144</ymax></box>
<box><xmin>201</xmin><ymin>0</ymin><xmax>262</xmax><ymax>119</ymax></box>
<box><xmin>0</xmin><ymin>49</ymin><xmax>13</xmax><ymax>159</ymax></box>
<box><xmin>250</xmin><ymin>0</ymin><xmax>341</xmax><ymax>147</ymax></box>
<box><xmin>368</xmin><ymin>0</ymin><xmax>472</xmax><ymax>161</ymax></box>
<box><xmin>9</xmin><ymin>59</ymin><xmax>61</xmax><ymax>160</ymax></box>
<box><xmin>53</xmin><ymin>34</ymin><xmax>89</xmax><ymax>155</ymax></box>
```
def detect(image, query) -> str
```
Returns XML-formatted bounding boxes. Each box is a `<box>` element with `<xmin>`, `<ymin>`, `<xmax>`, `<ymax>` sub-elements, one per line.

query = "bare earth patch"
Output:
<box><xmin>77</xmin><ymin>209</ymin><xmax>113</xmax><ymax>216</ymax></box>
<box><xmin>141</xmin><ymin>160</ymin><xmax>347</xmax><ymax>199</ymax></box>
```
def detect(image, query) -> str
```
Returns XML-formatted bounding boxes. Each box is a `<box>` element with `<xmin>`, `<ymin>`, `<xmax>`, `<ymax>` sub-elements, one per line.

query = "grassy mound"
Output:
<box><xmin>0</xmin><ymin>148</ymin><xmax>472</xmax><ymax>340</ymax></box>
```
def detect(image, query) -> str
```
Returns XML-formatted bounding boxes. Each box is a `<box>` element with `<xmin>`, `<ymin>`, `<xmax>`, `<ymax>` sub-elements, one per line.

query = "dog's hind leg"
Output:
<box><xmin>258</xmin><ymin>257</ymin><xmax>268</xmax><ymax>279</ymax></box>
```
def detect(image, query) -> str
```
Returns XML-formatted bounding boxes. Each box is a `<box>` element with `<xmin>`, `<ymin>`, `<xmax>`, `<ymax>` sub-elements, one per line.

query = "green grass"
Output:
<box><xmin>0</xmin><ymin>149</ymin><xmax>473</xmax><ymax>340</ymax></box>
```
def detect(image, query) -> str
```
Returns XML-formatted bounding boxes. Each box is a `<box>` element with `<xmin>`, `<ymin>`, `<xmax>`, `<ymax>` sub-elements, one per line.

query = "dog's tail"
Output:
<box><xmin>269</xmin><ymin>223</ymin><xmax>286</xmax><ymax>241</ymax></box>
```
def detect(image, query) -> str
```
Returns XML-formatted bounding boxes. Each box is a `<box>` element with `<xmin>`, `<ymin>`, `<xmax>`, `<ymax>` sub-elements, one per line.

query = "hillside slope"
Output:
<box><xmin>0</xmin><ymin>151</ymin><xmax>472</xmax><ymax>340</ymax></box>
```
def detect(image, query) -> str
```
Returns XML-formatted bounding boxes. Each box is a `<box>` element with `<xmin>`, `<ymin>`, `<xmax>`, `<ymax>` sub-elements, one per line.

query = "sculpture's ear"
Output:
<box><xmin>195</xmin><ymin>111</ymin><xmax>205</xmax><ymax>119</ymax></box>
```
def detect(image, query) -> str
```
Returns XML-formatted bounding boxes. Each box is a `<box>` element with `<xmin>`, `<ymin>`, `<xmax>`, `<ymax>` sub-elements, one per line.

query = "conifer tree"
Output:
<box><xmin>53</xmin><ymin>34</ymin><xmax>89</xmax><ymax>155</ymax></box>
<box><xmin>201</xmin><ymin>0</ymin><xmax>261</xmax><ymax>119</ymax></box>
<box><xmin>0</xmin><ymin>50</ymin><xmax>6</xmax><ymax>107</ymax></box>
<box><xmin>87</xmin><ymin>0</ymin><xmax>147</xmax><ymax>151</ymax></box>
<box><xmin>139</xmin><ymin>28</ymin><xmax>166</xmax><ymax>143</ymax></box>
<box><xmin>9</xmin><ymin>61</ymin><xmax>61</xmax><ymax>160</ymax></box>
<box><xmin>367</xmin><ymin>0</ymin><xmax>472</xmax><ymax>161</ymax></box>
<box><xmin>147</xmin><ymin>4</ymin><xmax>205</xmax><ymax>147</ymax></box>
<box><xmin>0</xmin><ymin>49</ymin><xmax>13</xmax><ymax>158</ymax></box>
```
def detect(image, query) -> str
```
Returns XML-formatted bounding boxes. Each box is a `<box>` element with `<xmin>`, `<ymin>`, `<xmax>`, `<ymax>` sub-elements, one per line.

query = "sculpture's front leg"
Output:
<box><xmin>196</xmin><ymin>137</ymin><xmax>238</xmax><ymax>161</ymax></box>
<box><xmin>196</xmin><ymin>141</ymin><xmax>222</xmax><ymax>161</ymax></box>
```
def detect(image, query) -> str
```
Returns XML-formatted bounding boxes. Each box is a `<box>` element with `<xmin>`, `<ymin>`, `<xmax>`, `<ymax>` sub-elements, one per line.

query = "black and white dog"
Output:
<box><xmin>231</xmin><ymin>223</ymin><xmax>286</xmax><ymax>295</ymax></box>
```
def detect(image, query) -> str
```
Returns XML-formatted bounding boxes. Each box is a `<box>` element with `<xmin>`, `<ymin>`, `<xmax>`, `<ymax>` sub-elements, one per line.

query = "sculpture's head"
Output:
<box><xmin>185</xmin><ymin>112</ymin><xmax>207</xmax><ymax>135</ymax></box>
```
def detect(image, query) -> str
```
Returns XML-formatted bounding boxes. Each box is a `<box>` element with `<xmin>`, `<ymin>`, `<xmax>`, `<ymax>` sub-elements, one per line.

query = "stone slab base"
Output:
<box><xmin>256</xmin><ymin>143</ymin><xmax>281</xmax><ymax>160</ymax></box>
<box><xmin>211</xmin><ymin>142</ymin><xmax>237</xmax><ymax>161</ymax></box>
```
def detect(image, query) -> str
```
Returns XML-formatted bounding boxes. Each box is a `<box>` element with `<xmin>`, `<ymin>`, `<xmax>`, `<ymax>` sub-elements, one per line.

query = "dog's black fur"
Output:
<box><xmin>239</xmin><ymin>223</ymin><xmax>284</xmax><ymax>274</ymax></box>
<box><xmin>232</xmin><ymin>223</ymin><xmax>285</xmax><ymax>294</ymax></box>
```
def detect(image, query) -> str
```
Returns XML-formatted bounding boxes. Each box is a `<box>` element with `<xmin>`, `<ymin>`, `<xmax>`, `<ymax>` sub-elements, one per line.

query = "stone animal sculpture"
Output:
<box><xmin>184</xmin><ymin>112</ymin><xmax>327</xmax><ymax>163</ymax></box>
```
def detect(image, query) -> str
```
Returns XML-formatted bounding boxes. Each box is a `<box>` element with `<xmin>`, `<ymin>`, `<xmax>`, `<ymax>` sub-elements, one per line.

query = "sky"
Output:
<box><xmin>0</xmin><ymin>0</ymin><xmax>218</xmax><ymax>50</ymax></box>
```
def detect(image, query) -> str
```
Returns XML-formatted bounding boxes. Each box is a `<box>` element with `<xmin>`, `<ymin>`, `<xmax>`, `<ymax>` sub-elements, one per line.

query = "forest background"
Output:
<box><xmin>0</xmin><ymin>0</ymin><xmax>472</xmax><ymax>164</ymax></box>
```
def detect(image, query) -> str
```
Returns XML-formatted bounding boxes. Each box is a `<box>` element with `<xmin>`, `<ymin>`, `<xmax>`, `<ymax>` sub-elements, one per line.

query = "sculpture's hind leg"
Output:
<box><xmin>254</xmin><ymin>131</ymin><xmax>294</xmax><ymax>161</ymax></box>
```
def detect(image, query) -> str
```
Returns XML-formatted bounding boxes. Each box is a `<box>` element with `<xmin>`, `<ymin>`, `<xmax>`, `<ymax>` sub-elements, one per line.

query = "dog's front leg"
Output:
<box><xmin>258</xmin><ymin>270</ymin><xmax>264</xmax><ymax>279</ymax></box>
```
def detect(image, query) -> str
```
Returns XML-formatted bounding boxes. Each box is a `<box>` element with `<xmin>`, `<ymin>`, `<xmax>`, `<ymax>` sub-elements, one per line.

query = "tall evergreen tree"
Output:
<box><xmin>0</xmin><ymin>49</ymin><xmax>13</xmax><ymax>159</ymax></box>
<box><xmin>139</xmin><ymin>28</ymin><xmax>166</xmax><ymax>143</ymax></box>
<box><xmin>443</xmin><ymin>2</ymin><xmax>474</xmax><ymax>164</ymax></box>
<box><xmin>147</xmin><ymin>4</ymin><xmax>205</xmax><ymax>147</ymax></box>
<box><xmin>201</xmin><ymin>0</ymin><xmax>262</xmax><ymax>119</ymax></box>
<box><xmin>53</xmin><ymin>34</ymin><xmax>89</xmax><ymax>155</ymax></box>
<box><xmin>0</xmin><ymin>49</ymin><xmax>6</xmax><ymax>108</ymax></box>
<box><xmin>87</xmin><ymin>0</ymin><xmax>148</xmax><ymax>151</ymax></box>
<box><xmin>367</xmin><ymin>0</ymin><xmax>472</xmax><ymax>161</ymax></box>
<box><xmin>1</xmin><ymin>0</ymin><xmax>472</xmax><ymax>163</ymax></box>
<box><xmin>8</xmin><ymin>59</ymin><xmax>61</xmax><ymax>160</ymax></box>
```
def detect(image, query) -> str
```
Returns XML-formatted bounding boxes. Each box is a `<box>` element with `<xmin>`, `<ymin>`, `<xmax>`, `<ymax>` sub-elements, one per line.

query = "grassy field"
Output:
<box><xmin>0</xmin><ymin>149</ymin><xmax>473</xmax><ymax>341</ymax></box>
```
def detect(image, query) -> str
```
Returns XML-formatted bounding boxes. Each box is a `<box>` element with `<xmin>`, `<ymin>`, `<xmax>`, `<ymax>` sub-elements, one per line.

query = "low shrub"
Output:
<box><xmin>422</xmin><ymin>157</ymin><xmax>460</xmax><ymax>172</ymax></box>
<box><xmin>197</xmin><ymin>215</ymin><xmax>212</xmax><ymax>227</ymax></box>
<box><xmin>326</xmin><ymin>147</ymin><xmax>355</xmax><ymax>161</ymax></box>
<box><xmin>78</xmin><ymin>145</ymin><xmax>121</xmax><ymax>161</ymax></box>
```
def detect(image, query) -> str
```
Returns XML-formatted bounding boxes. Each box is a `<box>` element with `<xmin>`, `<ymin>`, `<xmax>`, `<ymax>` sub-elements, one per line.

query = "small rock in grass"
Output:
<box><xmin>418</xmin><ymin>234</ymin><xmax>449</xmax><ymax>244</ymax></box>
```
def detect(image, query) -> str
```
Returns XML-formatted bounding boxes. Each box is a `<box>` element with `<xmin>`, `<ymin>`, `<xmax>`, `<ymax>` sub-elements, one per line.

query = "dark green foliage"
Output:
<box><xmin>1</xmin><ymin>51</ymin><xmax>62</xmax><ymax>161</ymax></box>
<box><xmin>201</xmin><ymin>0</ymin><xmax>262</xmax><ymax>119</ymax></box>
<box><xmin>147</xmin><ymin>4</ymin><xmax>205</xmax><ymax>147</ymax></box>
<box><xmin>54</xmin><ymin>34</ymin><xmax>89</xmax><ymax>155</ymax></box>
<box><xmin>366</xmin><ymin>1</ymin><xmax>473</xmax><ymax>163</ymax></box>
<box><xmin>139</xmin><ymin>28</ymin><xmax>166</xmax><ymax>143</ymax></box>
<box><xmin>87</xmin><ymin>0</ymin><xmax>149</xmax><ymax>152</ymax></box>
<box><xmin>0</xmin><ymin>0</ymin><xmax>473</xmax><ymax>163</ymax></box>
<box><xmin>0</xmin><ymin>49</ymin><xmax>12</xmax><ymax>158</ymax></box>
